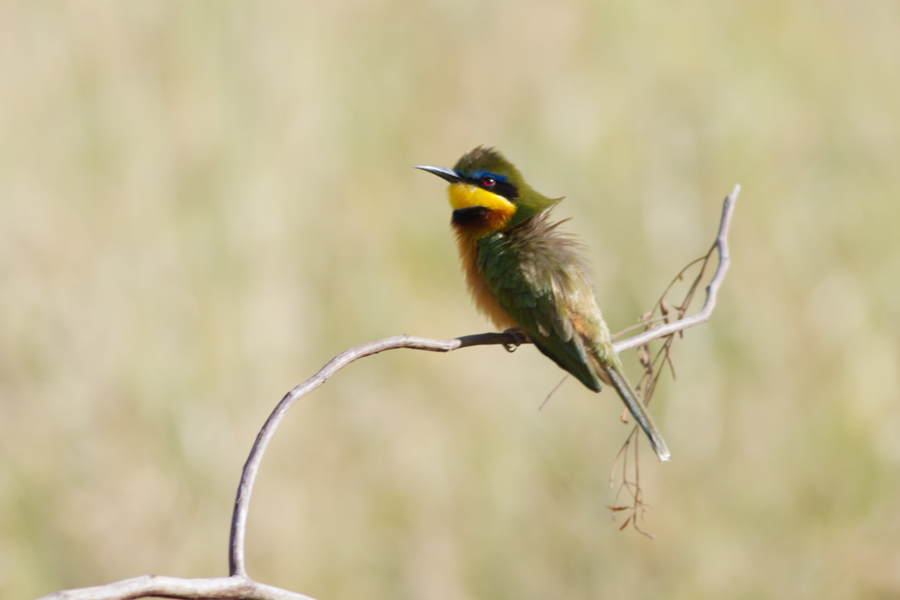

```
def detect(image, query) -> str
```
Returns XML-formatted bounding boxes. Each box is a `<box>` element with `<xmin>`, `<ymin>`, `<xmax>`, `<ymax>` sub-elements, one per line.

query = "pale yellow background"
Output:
<box><xmin>1</xmin><ymin>2</ymin><xmax>898</xmax><ymax>599</ymax></box>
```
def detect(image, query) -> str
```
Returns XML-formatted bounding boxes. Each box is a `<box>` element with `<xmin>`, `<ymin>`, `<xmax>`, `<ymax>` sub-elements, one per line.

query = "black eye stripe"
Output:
<box><xmin>483</xmin><ymin>179</ymin><xmax>518</xmax><ymax>200</ymax></box>
<box><xmin>462</xmin><ymin>172</ymin><xmax>518</xmax><ymax>200</ymax></box>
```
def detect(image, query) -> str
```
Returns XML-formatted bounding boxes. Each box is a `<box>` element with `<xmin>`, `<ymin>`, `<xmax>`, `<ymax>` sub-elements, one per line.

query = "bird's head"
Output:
<box><xmin>415</xmin><ymin>147</ymin><xmax>560</xmax><ymax>234</ymax></box>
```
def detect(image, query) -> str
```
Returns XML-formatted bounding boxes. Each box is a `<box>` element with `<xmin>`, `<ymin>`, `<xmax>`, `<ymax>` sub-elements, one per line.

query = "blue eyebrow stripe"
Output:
<box><xmin>469</xmin><ymin>169</ymin><xmax>508</xmax><ymax>182</ymax></box>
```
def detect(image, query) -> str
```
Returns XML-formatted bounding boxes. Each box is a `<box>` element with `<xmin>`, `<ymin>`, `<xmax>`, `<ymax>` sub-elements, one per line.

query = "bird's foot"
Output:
<box><xmin>502</xmin><ymin>328</ymin><xmax>529</xmax><ymax>352</ymax></box>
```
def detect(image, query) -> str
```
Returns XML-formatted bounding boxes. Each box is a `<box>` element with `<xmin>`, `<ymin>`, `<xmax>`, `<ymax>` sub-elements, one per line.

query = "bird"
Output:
<box><xmin>415</xmin><ymin>147</ymin><xmax>671</xmax><ymax>462</ymax></box>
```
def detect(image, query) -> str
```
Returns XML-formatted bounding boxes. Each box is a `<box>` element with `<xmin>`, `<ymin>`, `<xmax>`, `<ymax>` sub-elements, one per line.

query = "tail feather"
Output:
<box><xmin>605</xmin><ymin>365</ymin><xmax>671</xmax><ymax>462</ymax></box>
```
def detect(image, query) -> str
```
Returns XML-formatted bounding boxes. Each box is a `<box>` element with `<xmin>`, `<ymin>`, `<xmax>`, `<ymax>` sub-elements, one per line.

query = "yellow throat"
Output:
<box><xmin>447</xmin><ymin>182</ymin><xmax>516</xmax><ymax>232</ymax></box>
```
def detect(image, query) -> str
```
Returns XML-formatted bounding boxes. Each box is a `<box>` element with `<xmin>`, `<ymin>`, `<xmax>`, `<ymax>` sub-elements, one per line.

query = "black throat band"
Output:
<box><xmin>451</xmin><ymin>206</ymin><xmax>491</xmax><ymax>227</ymax></box>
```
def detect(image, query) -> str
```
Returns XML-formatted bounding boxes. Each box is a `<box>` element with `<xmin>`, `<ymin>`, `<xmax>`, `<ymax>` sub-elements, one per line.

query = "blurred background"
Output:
<box><xmin>1</xmin><ymin>1</ymin><xmax>898</xmax><ymax>599</ymax></box>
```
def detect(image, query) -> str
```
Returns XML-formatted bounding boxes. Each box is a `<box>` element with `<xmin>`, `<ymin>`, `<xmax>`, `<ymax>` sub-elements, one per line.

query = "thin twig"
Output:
<box><xmin>539</xmin><ymin>374</ymin><xmax>569</xmax><ymax>410</ymax></box>
<box><xmin>37</xmin><ymin>575</ymin><xmax>315</xmax><ymax>600</ymax></box>
<box><xmin>229</xmin><ymin>331</ymin><xmax>527</xmax><ymax>576</ymax></box>
<box><xmin>614</xmin><ymin>184</ymin><xmax>738</xmax><ymax>352</ymax></box>
<box><xmin>607</xmin><ymin>184</ymin><xmax>739</xmax><ymax>534</ymax></box>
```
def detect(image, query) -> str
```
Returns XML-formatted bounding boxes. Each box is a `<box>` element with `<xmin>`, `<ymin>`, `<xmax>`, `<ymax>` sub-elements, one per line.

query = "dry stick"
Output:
<box><xmin>615</xmin><ymin>184</ymin><xmax>738</xmax><ymax>353</ymax></box>
<box><xmin>609</xmin><ymin>185</ymin><xmax>739</xmax><ymax>534</ymax></box>
<box><xmin>40</xmin><ymin>185</ymin><xmax>740</xmax><ymax>600</ymax></box>
<box><xmin>231</xmin><ymin>185</ymin><xmax>739</xmax><ymax>576</ymax></box>
<box><xmin>229</xmin><ymin>331</ymin><xmax>523</xmax><ymax>576</ymax></box>
<box><xmin>38</xmin><ymin>575</ymin><xmax>315</xmax><ymax>600</ymax></box>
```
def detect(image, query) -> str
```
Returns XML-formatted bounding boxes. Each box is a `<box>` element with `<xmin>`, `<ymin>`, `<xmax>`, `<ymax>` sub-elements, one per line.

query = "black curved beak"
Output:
<box><xmin>413</xmin><ymin>165</ymin><xmax>464</xmax><ymax>184</ymax></box>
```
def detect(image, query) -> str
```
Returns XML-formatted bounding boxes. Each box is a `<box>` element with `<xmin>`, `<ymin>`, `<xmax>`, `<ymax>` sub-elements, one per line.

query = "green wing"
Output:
<box><xmin>476</xmin><ymin>215</ymin><xmax>671</xmax><ymax>462</ymax></box>
<box><xmin>476</xmin><ymin>220</ymin><xmax>605</xmax><ymax>392</ymax></box>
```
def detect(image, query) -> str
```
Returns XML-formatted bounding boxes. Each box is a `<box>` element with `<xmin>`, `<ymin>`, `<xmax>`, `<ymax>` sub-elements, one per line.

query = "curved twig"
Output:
<box><xmin>37</xmin><ymin>575</ymin><xmax>314</xmax><ymax>600</ymax></box>
<box><xmin>229</xmin><ymin>332</ymin><xmax>525</xmax><ymax>576</ymax></box>
<box><xmin>40</xmin><ymin>186</ymin><xmax>739</xmax><ymax>600</ymax></box>
<box><xmin>614</xmin><ymin>184</ymin><xmax>739</xmax><ymax>352</ymax></box>
<box><xmin>230</xmin><ymin>184</ymin><xmax>739</xmax><ymax>576</ymax></box>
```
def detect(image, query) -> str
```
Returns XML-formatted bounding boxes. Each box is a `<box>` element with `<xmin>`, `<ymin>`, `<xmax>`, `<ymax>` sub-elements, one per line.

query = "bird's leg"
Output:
<box><xmin>502</xmin><ymin>328</ymin><xmax>529</xmax><ymax>352</ymax></box>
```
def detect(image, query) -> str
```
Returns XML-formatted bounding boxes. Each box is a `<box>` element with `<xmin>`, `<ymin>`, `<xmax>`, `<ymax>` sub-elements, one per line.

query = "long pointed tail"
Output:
<box><xmin>605</xmin><ymin>365</ymin><xmax>671</xmax><ymax>462</ymax></box>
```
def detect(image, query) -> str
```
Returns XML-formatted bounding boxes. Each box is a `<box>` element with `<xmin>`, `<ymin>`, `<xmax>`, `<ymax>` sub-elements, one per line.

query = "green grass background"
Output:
<box><xmin>2</xmin><ymin>2</ymin><xmax>899</xmax><ymax>598</ymax></box>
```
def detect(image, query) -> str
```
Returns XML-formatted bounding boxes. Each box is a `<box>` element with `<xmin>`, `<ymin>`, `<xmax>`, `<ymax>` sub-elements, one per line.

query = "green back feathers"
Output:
<box><xmin>475</xmin><ymin>212</ymin><xmax>611</xmax><ymax>392</ymax></box>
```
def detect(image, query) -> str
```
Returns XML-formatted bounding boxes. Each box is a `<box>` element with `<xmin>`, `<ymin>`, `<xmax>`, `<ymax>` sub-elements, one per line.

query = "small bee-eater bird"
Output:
<box><xmin>416</xmin><ymin>147</ymin><xmax>671</xmax><ymax>462</ymax></box>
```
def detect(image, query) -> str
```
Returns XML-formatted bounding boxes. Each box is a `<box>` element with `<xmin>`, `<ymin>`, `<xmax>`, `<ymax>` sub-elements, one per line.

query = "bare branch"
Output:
<box><xmin>606</xmin><ymin>184</ymin><xmax>739</xmax><ymax>533</ymax></box>
<box><xmin>228</xmin><ymin>332</ymin><xmax>523</xmax><ymax>576</ymax></box>
<box><xmin>44</xmin><ymin>187</ymin><xmax>739</xmax><ymax>600</ymax></box>
<box><xmin>231</xmin><ymin>185</ymin><xmax>738</xmax><ymax>575</ymax></box>
<box><xmin>614</xmin><ymin>184</ymin><xmax>739</xmax><ymax>352</ymax></box>
<box><xmin>36</xmin><ymin>575</ymin><xmax>315</xmax><ymax>600</ymax></box>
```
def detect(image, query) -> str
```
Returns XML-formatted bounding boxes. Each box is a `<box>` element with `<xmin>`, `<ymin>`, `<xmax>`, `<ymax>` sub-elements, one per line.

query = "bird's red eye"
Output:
<box><xmin>482</xmin><ymin>177</ymin><xmax>496</xmax><ymax>187</ymax></box>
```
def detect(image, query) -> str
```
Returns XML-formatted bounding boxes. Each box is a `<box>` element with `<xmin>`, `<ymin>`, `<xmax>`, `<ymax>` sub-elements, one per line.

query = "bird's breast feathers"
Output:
<box><xmin>453</xmin><ymin>229</ymin><xmax>518</xmax><ymax>330</ymax></box>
